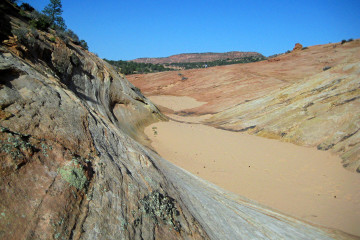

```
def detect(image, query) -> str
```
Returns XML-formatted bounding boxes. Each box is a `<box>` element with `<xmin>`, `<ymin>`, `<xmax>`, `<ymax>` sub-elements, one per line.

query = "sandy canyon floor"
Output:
<box><xmin>144</xmin><ymin>95</ymin><xmax>360</xmax><ymax>237</ymax></box>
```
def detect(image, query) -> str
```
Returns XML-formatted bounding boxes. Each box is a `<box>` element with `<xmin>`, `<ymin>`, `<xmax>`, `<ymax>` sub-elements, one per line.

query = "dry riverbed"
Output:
<box><xmin>145</xmin><ymin>95</ymin><xmax>360</xmax><ymax>237</ymax></box>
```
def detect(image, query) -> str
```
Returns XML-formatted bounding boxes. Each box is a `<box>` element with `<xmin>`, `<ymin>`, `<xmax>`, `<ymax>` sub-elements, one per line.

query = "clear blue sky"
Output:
<box><xmin>24</xmin><ymin>0</ymin><xmax>360</xmax><ymax>60</ymax></box>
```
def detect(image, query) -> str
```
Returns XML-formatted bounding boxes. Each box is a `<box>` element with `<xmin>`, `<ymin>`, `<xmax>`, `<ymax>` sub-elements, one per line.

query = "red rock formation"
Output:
<box><xmin>293</xmin><ymin>43</ymin><xmax>303</xmax><ymax>51</ymax></box>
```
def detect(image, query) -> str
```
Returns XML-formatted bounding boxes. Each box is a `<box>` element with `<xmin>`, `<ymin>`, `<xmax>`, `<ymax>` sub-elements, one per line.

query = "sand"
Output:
<box><xmin>148</xmin><ymin>95</ymin><xmax>207</xmax><ymax>112</ymax></box>
<box><xmin>145</xmin><ymin>95</ymin><xmax>360</xmax><ymax>237</ymax></box>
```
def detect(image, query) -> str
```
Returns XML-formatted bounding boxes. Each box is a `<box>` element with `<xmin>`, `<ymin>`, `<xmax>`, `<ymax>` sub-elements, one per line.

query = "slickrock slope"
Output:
<box><xmin>128</xmin><ymin>40</ymin><xmax>360</xmax><ymax>114</ymax></box>
<box><xmin>0</xmin><ymin>1</ymin><xmax>357</xmax><ymax>239</ymax></box>
<box><xmin>206</xmin><ymin>58</ymin><xmax>360</xmax><ymax>172</ymax></box>
<box><xmin>131</xmin><ymin>51</ymin><xmax>264</xmax><ymax>64</ymax></box>
<box><xmin>128</xmin><ymin>40</ymin><xmax>360</xmax><ymax>171</ymax></box>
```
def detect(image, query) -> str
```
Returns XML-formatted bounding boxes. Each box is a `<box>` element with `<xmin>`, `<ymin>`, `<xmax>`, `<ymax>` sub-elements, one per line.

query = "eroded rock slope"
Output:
<box><xmin>0</xmin><ymin>1</ymin><xmax>358</xmax><ymax>239</ymax></box>
<box><xmin>206</xmin><ymin>58</ymin><xmax>360</xmax><ymax>172</ymax></box>
<box><xmin>128</xmin><ymin>40</ymin><xmax>360</xmax><ymax>114</ymax></box>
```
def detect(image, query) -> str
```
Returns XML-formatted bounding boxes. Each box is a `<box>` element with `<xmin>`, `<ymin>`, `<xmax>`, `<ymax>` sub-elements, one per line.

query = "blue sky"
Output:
<box><xmin>24</xmin><ymin>0</ymin><xmax>360</xmax><ymax>60</ymax></box>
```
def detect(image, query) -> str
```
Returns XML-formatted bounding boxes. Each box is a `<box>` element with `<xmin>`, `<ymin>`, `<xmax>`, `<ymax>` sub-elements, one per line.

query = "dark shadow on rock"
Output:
<box><xmin>0</xmin><ymin>67</ymin><xmax>23</xmax><ymax>88</ymax></box>
<box><xmin>0</xmin><ymin>1</ymin><xmax>15</xmax><ymax>43</ymax></box>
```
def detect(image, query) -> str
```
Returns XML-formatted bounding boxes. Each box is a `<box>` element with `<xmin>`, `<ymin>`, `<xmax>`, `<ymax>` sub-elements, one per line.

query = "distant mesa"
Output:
<box><xmin>131</xmin><ymin>51</ymin><xmax>264</xmax><ymax>64</ymax></box>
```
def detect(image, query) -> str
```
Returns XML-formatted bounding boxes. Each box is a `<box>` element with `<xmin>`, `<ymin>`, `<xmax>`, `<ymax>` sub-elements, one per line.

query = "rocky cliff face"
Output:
<box><xmin>0</xmin><ymin>1</ymin><xmax>358</xmax><ymax>239</ymax></box>
<box><xmin>131</xmin><ymin>51</ymin><xmax>264</xmax><ymax>64</ymax></box>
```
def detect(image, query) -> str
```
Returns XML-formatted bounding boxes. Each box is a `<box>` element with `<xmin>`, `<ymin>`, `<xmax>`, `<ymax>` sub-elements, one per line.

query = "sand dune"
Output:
<box><xmin>145</xmin><ymin>95</ymin><xmax>360</xmax><ymax>237</ymax></box>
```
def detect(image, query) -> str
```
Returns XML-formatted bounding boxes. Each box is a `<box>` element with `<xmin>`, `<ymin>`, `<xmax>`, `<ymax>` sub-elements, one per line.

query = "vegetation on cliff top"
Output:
<box><xmin>10</xmin><ymin>0</ymin><xmax>89</xmax><ymax>50</ymax></box>
<box><xmin>106</xmin><ymin>55</ymin><xmax>266</xmax><ymax>75</ymax></box>
<box><xmin>166</xmin><ymin>55</ymin><xmax>266</xmax><ymax>70</ymax></box>
<box><xmin>105</xmin><ymin>59</ymin><xmax>174</xmax><ymax>75</ymax></box>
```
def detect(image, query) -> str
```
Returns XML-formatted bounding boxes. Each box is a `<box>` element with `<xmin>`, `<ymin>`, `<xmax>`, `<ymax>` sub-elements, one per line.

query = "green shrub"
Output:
<box><xmin>79</xmin><ymin>39</ymin><xmax>88</xmax><ymax>50</ymax></box>
<box><xmin>348</xmin><ymin>38</ymin><xmax>353</xmax><ymax>42</ymax></box>
<box><xmin>12</xmin><ymin>27</ymin><xmax>29</xmax><ymax>44</ymax></box>
<box><xmin>65</xmin><ymin>29</ymin><xmax>79</xmax><ymax>43</ymax></box>
<box><xmin>341</xmin><ymin>39</ymin><xmax>346</xmax><ymax>44</ymax></box>
<box><xmin>29</xmin><ymin>11</ymin><xmax>51</xmax><ymax>31</ymax></box>
<box><xmin>56</xmin><ymin>29</ymin><xmax>67</xmax><ymax>43</ymax></box>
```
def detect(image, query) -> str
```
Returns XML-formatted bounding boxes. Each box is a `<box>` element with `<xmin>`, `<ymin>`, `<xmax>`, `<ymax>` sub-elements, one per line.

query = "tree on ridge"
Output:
<box><xmin>43</xmin><ymin>0</ymin><xmax>66</xmax><ymax>29</ymax></box>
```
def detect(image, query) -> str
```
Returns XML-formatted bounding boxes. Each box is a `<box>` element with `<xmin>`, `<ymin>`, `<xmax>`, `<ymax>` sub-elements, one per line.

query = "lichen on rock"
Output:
<box><xmin>58</xmin><ymin>159</ymin><xmax>88</xmax><ymax>190</ymax></box>
<box><xmin>139</xmin><ymin>190</ymin><xmax>181</xmax><ymax>231</ymax></box>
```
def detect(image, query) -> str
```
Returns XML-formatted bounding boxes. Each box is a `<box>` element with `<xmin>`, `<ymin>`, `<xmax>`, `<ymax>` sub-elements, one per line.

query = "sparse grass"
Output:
<box><xmin>12</xmin><ymin>27</ymin><xmax>29</xmax><ymax>44</ymax></box>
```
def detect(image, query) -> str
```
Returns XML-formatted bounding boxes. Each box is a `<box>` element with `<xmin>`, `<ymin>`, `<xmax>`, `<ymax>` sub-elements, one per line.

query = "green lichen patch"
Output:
<box><xmin>0</xmin><ymin>130</ymin><xmax>33</xmax><ymax>160</ymax></box>
<box><xmin>139</xmin><ymin>190</ymin><xmax>181</xmax><ymax>231</ymax></box>
<box><xmin>0</xmin><ymin>127</ymin><xmax>37</xmax><ymax>174</ymax></box>
<box><xmin>58</xmin><ymin>159</ymin><xmax>88</xmax><ymax>190</ymax></box>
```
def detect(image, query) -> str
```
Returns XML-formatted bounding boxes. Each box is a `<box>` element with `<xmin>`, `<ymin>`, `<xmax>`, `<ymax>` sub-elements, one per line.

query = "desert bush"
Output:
<box><xmin>348</xmin><ymin>38</ymin><xmax>353</xmax><ymax>42</ymax></box>
<box><xmin>12</xmin><ymin>27</ymin><xmax>29</xmax><ymax>44</ymax></box>
<box><xmin>65</xmin><ymin>29</ymin><xmax>79</xmax><ymax>43</ymax></box>
<box><xmin>79</xmin><ymin>39</ymin><xmax>88</xmax><ymax>50</ymax></box>
<box><xmin>302</xmin><ymin>47</ymin><xmax>308</xmax><ymax>50</ymax></box>
<box><xmin>12</xmin><ymin>27</ymin><xmax>37</xmax><ymax>47</ymax></box>
<box><xmin>29</xmin><ymin>11</ymin><xmax>51</xmax><ymax>31</ymax></box>
<box><xmin>341</xmin><ymin>39</ymin><xmax>346</xmax><ymax>44</ymax></box>
<box><xmin>56</xmin><ymin>29</ymin><xmax>68</xmax><ymax>43</ymax></box>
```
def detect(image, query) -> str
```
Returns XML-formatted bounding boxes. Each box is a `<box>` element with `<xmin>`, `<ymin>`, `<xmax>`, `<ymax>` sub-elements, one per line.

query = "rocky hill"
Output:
<box><xmin>205</xmin><ymin>59</ymin><xmax>360</xmax><ymax>172</ymax></box>
<box><xmin>131</xmin><ymin>51</ymin><xmax>264</xmax><ymax>64</ymax></box>
<box><xmin>0</xmin><ymin>1</ymin><xmax>357</xmax><ymax>239</ymax></box>
<box><xmin>128</xmin><ymin>40</ymin><xmax>360</xmax><ymax>173</ymax></box>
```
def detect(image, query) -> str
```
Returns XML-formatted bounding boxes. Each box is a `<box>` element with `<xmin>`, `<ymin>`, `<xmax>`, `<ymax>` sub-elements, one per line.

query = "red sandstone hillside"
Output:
<box><xmin>131</xmin><ymin>51</ymin><xmax>264</xmax><ymax>64</ymax></box>
<box><xmin>128</xmin><ymin>41</ymin><xmax>360</xmax><ymax>114</ymax></box>
<box><xmin>127</xmin><ymin>40</ymin><xmax>360</xmax><ymax>172</ymax></box>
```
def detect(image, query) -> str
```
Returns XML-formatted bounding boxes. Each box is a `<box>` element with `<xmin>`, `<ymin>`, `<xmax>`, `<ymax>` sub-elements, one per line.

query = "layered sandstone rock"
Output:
<box><xmin>206</xmin><ymin>60</ymin><xmax>360</xmax><ymax>172</ymax></box>
<box><xmin>128</xmin><ymin>40</ymin><xmax>360</xmax><ymax>115</ymax></box>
